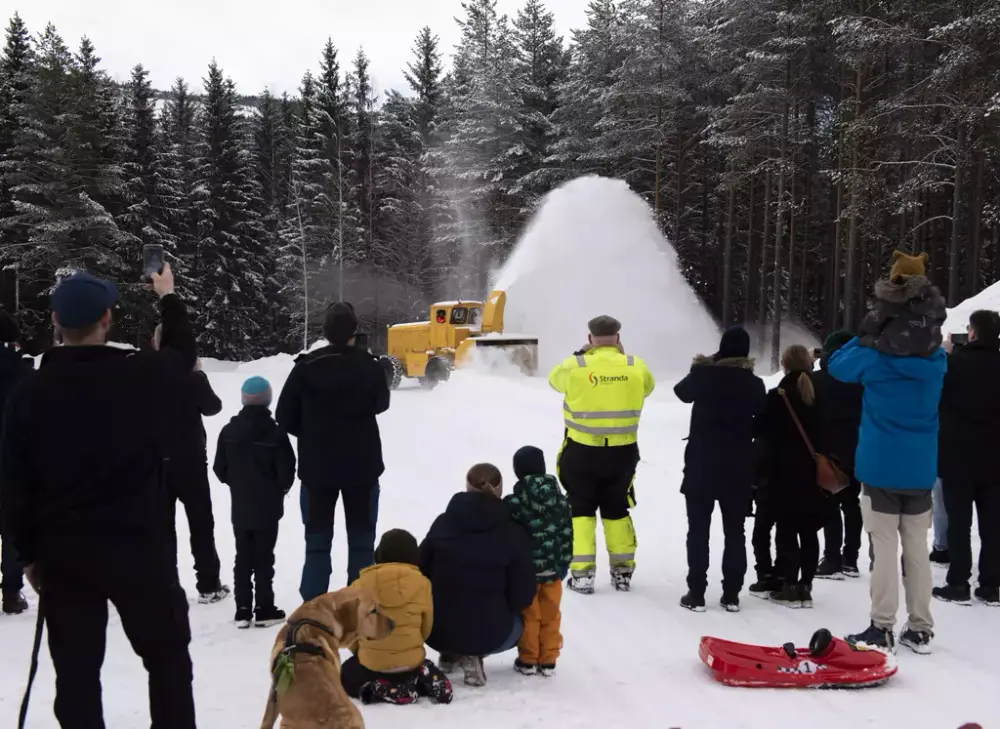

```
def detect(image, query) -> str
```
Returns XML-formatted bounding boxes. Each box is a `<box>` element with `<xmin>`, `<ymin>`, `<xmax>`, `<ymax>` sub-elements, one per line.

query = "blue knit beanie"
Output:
<box><xmin>241</xmin><ymin>376</ymin><xmax>272</xmax><ymax>406</ymax></box>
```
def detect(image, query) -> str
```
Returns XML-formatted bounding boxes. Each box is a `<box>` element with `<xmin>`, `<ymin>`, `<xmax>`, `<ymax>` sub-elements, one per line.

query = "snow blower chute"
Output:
<box><xmin>379</xmin><ymin>290</ymin><xmax>539</xmax><ymax>390</ymax></box>
<box><xmin>699</xmin><ymin>629</ymin><xmax>897</xmax><ymax>689</ymax></box>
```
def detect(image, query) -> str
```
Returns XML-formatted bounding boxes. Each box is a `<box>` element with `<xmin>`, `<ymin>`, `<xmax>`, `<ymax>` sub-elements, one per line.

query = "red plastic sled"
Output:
<box><xmin>699</xmin><ymin>629</ymin><xmax>897</xmax><ymax>689</ymax></box>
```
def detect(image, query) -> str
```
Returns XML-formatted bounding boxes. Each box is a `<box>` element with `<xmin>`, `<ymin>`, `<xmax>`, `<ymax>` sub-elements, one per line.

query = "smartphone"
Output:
<box><xmin>354</xmin><ymin>332</ymin><xmax>369</xmax><ymax>350</ymax></box>
<box><xmin>142</xmin><ymin>244</ymin><xmax>164</xmax><ymax>281</ymax></box>
<box><xmin>951</xmin><ymin>332</ymin><xmax>969</xmax><ymax>346</ymax></box>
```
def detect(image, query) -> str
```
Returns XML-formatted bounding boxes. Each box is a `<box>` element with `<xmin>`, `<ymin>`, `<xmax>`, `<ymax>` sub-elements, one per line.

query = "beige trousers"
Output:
<box><xmin>862</xmin><ymin>493</ymin><xmax>934</xmax><ymax>633</ymax></box>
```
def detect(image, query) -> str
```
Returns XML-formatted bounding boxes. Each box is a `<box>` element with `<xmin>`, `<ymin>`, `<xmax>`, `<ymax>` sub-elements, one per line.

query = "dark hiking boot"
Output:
<box><xmin>2</xmin><ymin>591</ymin><xmax>28</xmax><ymax>615</ymax></box>
<box><xmin>610</xmin><ymin>565</ymin><xmax>633</xmax><ymax>592</ymax></box>
<box><xmin>234</xmin><ymin>606</ymin><xmax>252</xmax><ymax>629</ymax></box>
<box><xmin>845</xmin><ymin>623</ymin><xmax>895</xmax><ymax>654</ymax></box>
<box><xmin>416</xmin><ymin>660</ymin><xmax>453</xmax><ymax>704</ymax></box>
<box><xmin>459</xmin><ymin>655</ymin><xmax>487</xmax><ymax>687</ymax></box>
<box><xmin>359</xmin><ymin>678</ymin><xmax>418</xmax><ymax>705</ymax></box>
<box><xmin>680</xmin><ymin>591</ymin><xmax>706</xmax><ymax>612</ymax></box>
<box><xmin>748</xmin><ymin>575</ymin><xmax>781</xmax><ymax>597</ymax></box>
<box><xmin>198</xmin><ymin>584</ymin><xmax>231</xmax><ymax>604</ymax></box>
<box><xmin>929</xmin><ymin>549</ymin><xmax>950</xmax><ymax>566</ymax></box>
<box><xmin>932</xmin><ymin>584</ymin><xmax>972</xmax><ymax>606</ymax></box>
<box><xmin>899</xmin><ymin>627</ymin><xmax>933</xmax><ymax>655</ymax></box>
<box><xmin>769</xmin><ymin>583</ymin><xmax>802</xmax><ymax>608</ymax></box>
<box><xmin>815</xmin><ymin>558</ymin><xmax>845</xmax><ymax>581</ymax></box>
<box><xmin>798</xmin><ymin>583</ymin><xmax>814</xmax><ymax>609</ymax></box>
<box><xmin>437</xmin><ymin>653</ymin><xmax>458</xmax><ymax>675</ymax></box>
<box><xmin>974</xmin><ymin>586</ymin><xmax>1000</xmax><ymax>607</ymax></box>
<box><xmin>514</xmin><ymin>658</ymin><xmax>537</xmax><ymax>676</ymax></box>
<box><xmin>254</xmin><ymin>606</ymin><xmax>286</xmax><ymax>627</ymax></box>
<box><xmin>720</xmin><ymin>592</ymin><xmax>740</xmax><ymax>612</ymax></box>
<box><xmin>842</xmin><ymin>559</ymin><xmax>860</xmax><ymax>578</ymax></box>
<box><xmin>567</xmin><ymin>572</ymin><xmax>595</xmax><ymax>595</ymax></box>
<box><xmin>538</xmin><ymin>663</ymin><xmax>556</xmax><ymax>678</ymax></box>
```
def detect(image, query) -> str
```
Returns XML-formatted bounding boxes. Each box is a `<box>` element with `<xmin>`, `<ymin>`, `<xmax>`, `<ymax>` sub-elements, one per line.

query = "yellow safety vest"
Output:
<box><xmin>548</xmin><ymin>346</ymin><xmax>655</xmax><ymax>447</ymax></box>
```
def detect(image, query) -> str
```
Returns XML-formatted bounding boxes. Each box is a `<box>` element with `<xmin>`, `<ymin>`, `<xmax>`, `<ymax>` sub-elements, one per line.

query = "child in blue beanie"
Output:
<box><xmin>214</xmin><ymin>376</ymin><xmax>296</xmax><ymax>628</ymax></box>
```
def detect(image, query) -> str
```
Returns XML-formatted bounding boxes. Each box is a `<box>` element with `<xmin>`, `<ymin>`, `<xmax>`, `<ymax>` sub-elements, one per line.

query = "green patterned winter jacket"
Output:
<box><xmin>504</xmin><ymin>474</ymin><xmax>573</xmax><ymax>583</ymax></box>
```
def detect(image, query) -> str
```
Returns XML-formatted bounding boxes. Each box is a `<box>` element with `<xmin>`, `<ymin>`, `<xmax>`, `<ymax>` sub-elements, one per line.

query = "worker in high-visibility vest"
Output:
<box><xmin>548</xmin><ymin>315</ymin><xmax>655</xmax><ymax>594</ymax></box>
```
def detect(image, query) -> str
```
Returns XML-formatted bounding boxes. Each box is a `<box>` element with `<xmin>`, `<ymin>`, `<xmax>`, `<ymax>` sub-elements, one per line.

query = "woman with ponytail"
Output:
<box><xmin>758</xmin><ymin>345</ymin><xmax>830</xmax><ymax>608</ymax></box>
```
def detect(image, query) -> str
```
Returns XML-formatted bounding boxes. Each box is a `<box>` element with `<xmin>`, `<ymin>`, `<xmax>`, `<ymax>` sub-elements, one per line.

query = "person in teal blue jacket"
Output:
<box><xmin>828</xmin><ymin>335</ymin><xmax>947</xmax><ymax>656</ymax></box>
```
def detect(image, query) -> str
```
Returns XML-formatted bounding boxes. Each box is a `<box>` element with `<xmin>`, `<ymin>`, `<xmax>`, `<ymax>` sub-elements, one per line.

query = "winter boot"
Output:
<box><xmin>416</xmin><ymin>660</ymin><xmax>453</xmax><ymax>704</ymax></box>
<box><xmin>768</xmin><ymin>582</ymin><xmax>802</xmax><ymax>608</ymax></box>
<box><xmin>679</xmin><ymin>591</ymin><xmax>706</xmax><ymax>612</ymax></box>
<box><xmin>929</xmin><ymin>548</ymin><xmax>950</xmax><ymax>566</ymax></box>
<box><xmin>437</xmin><ymin>653</ymin><xmax>458</xmax><ymax>675</ymax></box>
<box><xmin>899</xmin><ymin>626</ymin><xmax>933</xmax><ymax>655</ymax></box>
<box><xmin>720</xmin><ymin>592</ymin><xmax>740</xmax><ymax>613</ymax></box>
<box><xmin>567</xmin><ymin>571</ymin><xmax>595</xmax><ymax>595</ymax></box>
<box><xmin>459</xmin><ymin>655</ymin><xmax>487</xmax><ymax>687</ymax></box>
<box><xmin>359</xmin><ymin>678</ymin><xmax>418</xmax><ymax>705</ymax></box>
<box><xmin>234</xmin><ymin>606</ymin><xmax>252</xmax><ymax>629</ymax></box>
<box><xmin>514</xmin><ymin>658</ymin><xmax>537</xmax><ymax>676</ymax></box>
<box><xmin>748</xmin><ymin>574</ymin><xmax>781</xmax><ymax>597</ymax></box>
<box><xmin>974</xmin><ymin>586</ymin><xmax>1000</xmax><ymax>607</ymax></box>
<box><xmin>798</xmin><ymin>582</ymin><xmax>813</xmax><ymax>609</ymax></box>
<box><xmin>932</xmin><ymin>584</ymin><xmax>971</xmax><ymax>606</ymax></box>
<box><xmin>815</xmin><ymin>557</ymin><xmax>845</xmax><ymax>581</ymax></box>
<box><xmin>198</xmin><ymin>584</ymin><xmax>231</xmax><ymax>605</ymax></box>
<box><xmin>538</xmin><ymin>663</ymin><xmax>556</xmax><ymax>678</ymax></box>
<box><xmin>254</xmin><ymin>606</ymin><xmax>286</xmax><ymax>628</ymax></box>
<box><xmin>842</xmin><ymin>558</ymin><xmax>860</xmax><ymax>578</ymax></box>
<box><xmin>610</xmin><ymin>565</ymin><xmax>633</xmax><ymax>592</ymax></box>
<box><xmin>2</xmin><ymin>591</ymin><xmax>28</xmax><ymax>615</ymax></box>
<box><xmin>845</xmin><ymin>622</ymin><xmax>895</xmax><ymax>653</ymax></box>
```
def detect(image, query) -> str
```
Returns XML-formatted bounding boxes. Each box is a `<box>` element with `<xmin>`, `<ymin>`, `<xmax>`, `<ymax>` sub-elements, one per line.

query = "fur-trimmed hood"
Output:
<box><xmin>873</xmin><ymin>275</ymin><xmax>940</xmax><ymax>305</ymax></box>
<box><xmin>692</xmin><ymin>354</ymin><xmax>756</xmax><ymax>371</ymax></box>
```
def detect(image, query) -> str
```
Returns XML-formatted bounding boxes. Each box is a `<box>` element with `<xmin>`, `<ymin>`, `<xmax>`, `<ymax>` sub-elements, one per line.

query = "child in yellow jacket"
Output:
<box><xmin>340</xmin><ymin>529</ymin><xmax>453</xmax><ymax>705</ymax></box>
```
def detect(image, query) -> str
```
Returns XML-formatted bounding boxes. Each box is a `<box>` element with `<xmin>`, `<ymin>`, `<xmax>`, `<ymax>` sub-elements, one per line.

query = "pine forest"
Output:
<box><xmin>1</xmin><ymin>0</ymin><xmax>999</xmax><ymax>360</ymax></box>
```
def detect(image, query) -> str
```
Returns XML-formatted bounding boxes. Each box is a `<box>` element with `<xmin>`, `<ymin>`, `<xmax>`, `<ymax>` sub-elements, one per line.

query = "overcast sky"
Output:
<box><xmin>15</xmin><ymin>0</ymin><xmax>589</xmax><ymax>98</ymax></box>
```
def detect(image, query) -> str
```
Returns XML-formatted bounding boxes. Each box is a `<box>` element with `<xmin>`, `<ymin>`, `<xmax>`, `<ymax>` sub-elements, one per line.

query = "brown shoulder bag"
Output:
<box><xmin>777</xmin><ymin>388</ymin><xmax>850</xmax><ymax>495</ymax></box>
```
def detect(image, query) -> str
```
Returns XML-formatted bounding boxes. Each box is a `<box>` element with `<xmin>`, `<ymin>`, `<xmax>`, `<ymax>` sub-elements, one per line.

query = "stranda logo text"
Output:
<box><xmin>589</xmin><ymin>373</ymin><xmax>630</xmax><ymax>387</ymax></box>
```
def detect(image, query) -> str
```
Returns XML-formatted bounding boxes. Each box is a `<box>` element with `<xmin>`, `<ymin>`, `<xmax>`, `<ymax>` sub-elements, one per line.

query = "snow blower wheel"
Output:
<box><xmin>809</xmin><ymin>629</ymin><xmax>833</xmax><ymax>658</ymax></box>
<box><xmin>380</xmin><ymin>355</ymin><xmax>403</xmax><ymax>391</ymax></box>
<box><xmin>421</xmin><ymin>356</ymin><xmax>452</xmax><ymax>389</ymax></box>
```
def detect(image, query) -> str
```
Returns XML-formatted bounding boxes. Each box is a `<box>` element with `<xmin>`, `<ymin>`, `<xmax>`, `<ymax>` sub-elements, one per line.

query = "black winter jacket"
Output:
<box><xmin>0</xmin><ymin>344</ymin><xmax>33</xmax><ymax>426</ymax></box>
<box><xmin>0</xmin><ymin>294</ymin><xmax>197</xmax><ymax>564</ymax></box>
<box><xmin>938</xmin><ymin>340</ymin><xmax>1000</xmax><ymax>485</ymax></box>
<box><xmin>165</xmin><ymin>370</ymin><xmax>222</xmax><ymax>467</ymax></box>
<box><xmin>811</xmin><ymin>355</ymin><xmax>863</xmax><ymax>471</ymax></box>
<box><xmin>859</xmin><ymin>276</ymin><xmax>946</xmax><ymax>357</ymax></box>
<box><xmin>275</xmin><ymin>344</ymin><xmax>389</xmax><ymax>490</ymax></box>
<box><xmin>757</xmin><ymin>372</ymin><xmax>829</xmax><ymax>519</ymax></box>
<box><xmin>419</xmin><ymin>491</ymin><xmax>536</xmax><ymax>657</ymax></box>
<box><xmin>673</xmin><ymin>355</ymin><xmax>767</xmax><ymax>500</ymax></box>
<box><xmin>214</xmin><ymin>405</ymin><xmax>296</xmax><ymax>530</ymax></box>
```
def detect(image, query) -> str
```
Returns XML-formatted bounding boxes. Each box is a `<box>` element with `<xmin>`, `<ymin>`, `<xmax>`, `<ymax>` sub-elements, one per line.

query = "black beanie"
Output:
<box><xmin>375</xmin><ymin>529</ymin><xmax>420</xmax><ymax>566</ymax></box>
<box><xmin>823</xmin><ymin>330</ymin><xmax>854</xmax><ymax>355</ymax></box>
<box><xmin>0</xmin><ymin>309</ymin><xmax>18</xmax><ymax>343</ymax></box>
<box><xmin>323</xmin><ymin>301</ymin><xmax>358</xmax><ymax>346</ymax></box>
<box><xmin>716</xmin><ymin>326</ymin><xmax>750</xmax><ymax>360</ymax></box>
<box><xmin>513</xmin><ymin>445</ymin><xmax>546</xmax><ymax>480</ymax></box>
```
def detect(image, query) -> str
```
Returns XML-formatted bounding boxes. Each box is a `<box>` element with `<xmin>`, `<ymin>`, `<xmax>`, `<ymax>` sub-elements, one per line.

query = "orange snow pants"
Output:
<box><xmin>518</xmin><ymin>580</ymin><xmax>563</xmax><ymax>665</ymax></box>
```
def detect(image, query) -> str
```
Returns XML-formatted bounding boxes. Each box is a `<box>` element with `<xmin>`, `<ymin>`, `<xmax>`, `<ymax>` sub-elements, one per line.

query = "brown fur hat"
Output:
<box><xmin>890</xmin><ymin>250</ymin><xmax>928</xmax><ymax>283</ymax></box>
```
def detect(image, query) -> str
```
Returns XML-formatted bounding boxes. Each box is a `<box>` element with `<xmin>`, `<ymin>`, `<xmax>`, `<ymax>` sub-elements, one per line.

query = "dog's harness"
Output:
<box><xmin>269</xmin><ymin>618</ymin><xmax>339</xmax><ymax>699</ymax></box>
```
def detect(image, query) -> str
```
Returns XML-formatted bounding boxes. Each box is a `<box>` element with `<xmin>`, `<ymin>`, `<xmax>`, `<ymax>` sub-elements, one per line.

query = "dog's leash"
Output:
<box><xmin>18</xmin><ymin>598</ymin><xmax>44</xmax><ymax>729</ymax></box>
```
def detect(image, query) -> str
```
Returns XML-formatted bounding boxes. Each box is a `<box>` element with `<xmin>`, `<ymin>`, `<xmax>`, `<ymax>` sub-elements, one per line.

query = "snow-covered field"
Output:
<box><xmin>1</xmin><ymin>362</ymin><xmax>997</xmax><ymax>729</ymax></box>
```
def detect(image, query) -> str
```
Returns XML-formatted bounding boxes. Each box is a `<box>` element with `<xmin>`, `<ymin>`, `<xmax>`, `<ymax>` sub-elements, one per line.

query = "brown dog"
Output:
<box><xmin>260</xmin><ymin>586</ymin><xmax>395</xmax><ymax>729</ymax></box>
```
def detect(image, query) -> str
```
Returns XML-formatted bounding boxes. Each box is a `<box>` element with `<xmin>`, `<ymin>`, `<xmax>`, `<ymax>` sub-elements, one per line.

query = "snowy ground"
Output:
<box><xmin>1</xmin><ymin>360</ymin><xmax>997</xmax><ymax>729</ymax></box>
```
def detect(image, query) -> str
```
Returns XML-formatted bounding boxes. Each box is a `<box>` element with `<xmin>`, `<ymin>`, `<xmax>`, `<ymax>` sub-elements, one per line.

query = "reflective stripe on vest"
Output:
<box><xmin>563</xmin><ymin>353</ymin><xmax>641</xmax><ymax>437</ymax></box>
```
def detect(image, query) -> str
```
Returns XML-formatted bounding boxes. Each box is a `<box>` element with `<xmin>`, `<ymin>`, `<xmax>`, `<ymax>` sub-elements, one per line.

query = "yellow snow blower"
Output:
<box><xmin>380</xmin><ymin>290</ymin><xmax>539</xmax><ymax>389</ymax></box>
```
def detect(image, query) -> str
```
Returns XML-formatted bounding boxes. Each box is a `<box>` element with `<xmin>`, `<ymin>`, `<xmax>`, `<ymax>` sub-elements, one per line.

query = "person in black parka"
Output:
<box><xmin>812</xmin><ymin>331</ymin><xmax>864</xmax><ymax>579</ymax></box>
<box><xmin>674</xmin><ymin>326</ymin><xmax>767</xmax><ymax>613</ymax></box>
<box><xmin>759</xmin><ymin>345</ymin><xmax>829</xmax><ymax>608</ymax></box>
<box><xmin>214</xmin><ymin>376</ymin><xmax>296</xmax><ymax>627</ymax></box>
<box><xmin>419</xmin><ymin>463</ymin><xmax>536</xmax><ymax>688</ymax></box>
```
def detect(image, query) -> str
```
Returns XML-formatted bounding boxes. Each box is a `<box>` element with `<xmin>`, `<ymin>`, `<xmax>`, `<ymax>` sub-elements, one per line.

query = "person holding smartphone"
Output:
<box><xmin>0</xmin><ymin>264</ymin><xmax>199</xmax><ymax>728</ymax></box>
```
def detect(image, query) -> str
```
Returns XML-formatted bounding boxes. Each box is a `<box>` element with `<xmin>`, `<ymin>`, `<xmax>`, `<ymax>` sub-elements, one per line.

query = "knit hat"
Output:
<box><xmin>0</xmin><ymin>309</ymin><xmax>18</xmax><ymax>343</ymax></box>
<box><xmin>241</xmin><ymin>376</ymin><xmax>272</xmax><ymax>406</ymax></box>
<box><xmin>51</xmin><ymin>272</ymin><xmax>118</xmax><ymax>330</ymax></box>
<box><xmin>374</xmin><ymin>529</ymin><xmax>420</xmax><ymax>566</ymax></box>
<box><xmin>323</xmin><ymin>301</ymin><xmax>358</xmax><ymax>346</ymax></box>
<box><xmin>513</xmin><ymin>446</ymin><xmax>546</xmax><ymax>480</ymax></box>
<box><xmin>889</xmin><ymin>250</ymin><xmax>928</xmax><ymax>283</ymax></box>
<box><xmin>822</xmin><ymin>330</ymin><xmax>854</xmax><ymax>355</ymax></box>
<box><xmin>715</xmin><ymin>325</ymin><xmax>750</xmax><ymax>360</ymax></box>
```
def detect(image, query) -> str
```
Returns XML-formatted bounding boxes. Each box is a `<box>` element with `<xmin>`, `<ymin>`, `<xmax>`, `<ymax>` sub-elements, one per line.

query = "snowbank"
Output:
<box><xmin>944</xmin><ymin>280</ymin><xmax>1000</xmax><ymax>334</ymax></box>
<box><xmin>495</xmin><ymin>176</ymin><xmax>719</xmax><ymax>377</ymax></box>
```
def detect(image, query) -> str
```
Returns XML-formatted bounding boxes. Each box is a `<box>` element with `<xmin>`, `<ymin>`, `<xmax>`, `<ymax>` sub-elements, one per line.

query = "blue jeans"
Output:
<box><xmin>487</xmin><ymin>615</ymin><xmax>524</xmax><ymax>656</ymax></box>
<box><xmin>0</xmin><ymin>538</ymin><xmax>22</xmax><ymax>595</ymax></box>
<box><xmin>932</xmin><ymin>478</ymin><xmax>948</xmax><ymax>551</ymax></box>
<box><xmin>299</xmin><ymin>483</ymin><xmax>379</xmax><ymax>602</ymax></box>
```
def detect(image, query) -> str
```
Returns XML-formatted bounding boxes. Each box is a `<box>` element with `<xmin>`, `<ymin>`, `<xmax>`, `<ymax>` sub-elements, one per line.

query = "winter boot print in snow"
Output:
<box><xmin>815</xmin><ymin>557</ymin><xmax>845</xmax><ymax>580</ymax></box>
<box><xmin>845</xmin><ymin>623</ymin><xmax>895</xmax><ymax>654</ymax></box>
<box><xmin>679</xmin><ymin>591</ymin><xmax>706</xmax><ymax>612</ymax></box>
<box><xmin>975</xmin><ymin>586</ymin><xmax>1000</xmax><ymax>607</ymax></box>
<box><xmin>416</xmin><ymin>660</ymin><xmax>453</xmax><ymax>704</ymax></box>
<box><xmin>437</xmin><ymin>653</ymin><xmax>458</xmax><ymax>675</ymax></box>
<box><xmin>359</xmin><ymin>678</ymin><xmax>418</xmax><ymax>705</ymax></box>
<box><xmin>567</xmin><ymin>571</ymin><xmax>595</xmax><ymax>595</ymax></box>
<box><xmin>610</xmin><ymin>565</ymin><xmax>633</xmax><ymax>592</ymax></box>
<box><xmin>933</xmin><ymin>584</ymin><xmax>972</xmax><ymax>606</ymax></box>
<box><xmin>514</xmin><ymin>658</ymin><xmax>537</xmax><ymax>676</ymax></box>
<box><xmin>234</xmin><ymin>606</ymin><xmax>252</xmax><ymax>629</ymax></box>
<box><xmin>2</xmin><ymin>591</ymin><xmax>28</xmax><ymax>615</ymax></box>
<box><xmin>899</xmin><ymin>626</ymin><xmax>933</xmax><ymax>655</ymax></box>
<box><xmin>459</xmin><ymin>655</ymin><xmax>487</xmax><ymax>687</ymax></box>
<box><xmin>198</xmin><ymin>584</ymin><xmax>231</xmax><ymax>604</ymax></box>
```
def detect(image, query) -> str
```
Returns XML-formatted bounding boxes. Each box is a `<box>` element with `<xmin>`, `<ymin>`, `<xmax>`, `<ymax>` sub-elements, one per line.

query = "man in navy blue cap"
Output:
<box><xmin>0</xmin><ymin>263</ymin><xmax>200</xmax><ymax>728</ymax></box>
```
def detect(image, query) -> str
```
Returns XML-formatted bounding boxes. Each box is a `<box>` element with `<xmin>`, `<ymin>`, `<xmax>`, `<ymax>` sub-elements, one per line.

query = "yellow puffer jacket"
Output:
<box><xmin>351</xmin><ymin>562</ymin><xmax>433</xmax><ymax>673</ymax></box>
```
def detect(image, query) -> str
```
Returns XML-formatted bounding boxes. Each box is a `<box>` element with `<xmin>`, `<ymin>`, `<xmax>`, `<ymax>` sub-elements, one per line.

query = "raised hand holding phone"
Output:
<box><xmin>142</xmin><ymin>244</ymin><xmax>164</xmax><ymax>283</ymax></box>
<box><xmin>150</xmin><ymin>262</ymin><xmax>175</xmax><ymax>298</ymax></box>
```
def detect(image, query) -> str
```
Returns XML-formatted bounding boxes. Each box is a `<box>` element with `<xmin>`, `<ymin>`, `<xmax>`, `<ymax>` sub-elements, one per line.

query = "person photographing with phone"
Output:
<box><xmin>0</xmin><ymin>264</ymin><xmax>199</xmax><ymax>728</ymax></box>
